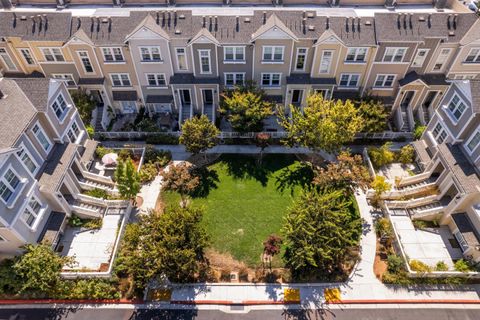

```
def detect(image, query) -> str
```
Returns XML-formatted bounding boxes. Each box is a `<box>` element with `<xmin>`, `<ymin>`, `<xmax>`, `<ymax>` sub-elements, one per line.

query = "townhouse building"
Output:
<box><xmin>0</xmin><ymin>77</ymin><xmax>126</xmax><ymax>258</ymax></box>
<box><xmin>0</xmin><ymin>5</ymin><xmax>479</xmax><ymax>132</ymax></box>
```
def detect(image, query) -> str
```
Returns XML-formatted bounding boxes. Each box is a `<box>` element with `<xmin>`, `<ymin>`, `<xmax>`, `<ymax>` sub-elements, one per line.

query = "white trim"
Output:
<box><xmin>145</xmin><ymin>73</ymin><xmax>168</xmax><ymax>87</ymax></box>
<box><xmin>319</xmin><ymin>50</ymin><xmax>334</xmax><ymax>74</ymax></box>
<box><xmin>0</xmin><ymin>165</ymin><xmax>25</xmax><ymax>207</ymax></box>
<box><xmin>223</xmin><ymin>46</ymin><xmax>246</xmax><ymax>64</ymax></box>
<box><xmin>101</xmin><ymin>47</ymin><xmax>125</xmax><ymax>62</ymax></box>
<box><xmin>110</xmin><ymin>73</ymin><xmax>132</xmax><ymax>87</ymax></box>
<box><xmin>31</xmin><ymin>121</ymin><xmax>53</xmax><ymax>154</ymax></box>
<box><xmin>18</xmin><ymin>48</ymin><xmax>36</xmax><ymax>66</ymax></box>
<box><xmin>198</xmin><ymin>49</ymin><xmax>212</xmax><ymax>75</ymax></box>
<box><xmin>294</xmin><ymin>47</ymin><xmax>308</xmax><ymax>71</ymax></box>
<box><xmin>139</xmin><ymin>46</ymin><xmax>162</xmax><ymax>63</ymax></box>
<box><xmin>20</xmin><ymin>194</ymin><xmax>45</xmax><ymax>232</ymax></box>
<box><xmin>76</xmin><ymin>50</ymin><xmax>95</xmax><ymax>74</ymax></box>
<box><xmin>443</xmin><ymin>93</ymin><xmax>467</xmax><ymax>124</ymax></box>
<box><xmin>345</xmin><ymin>47</ymin><xmax>368</xmax><ymax>63</ymax></box>
<box><xmin>339</xmin><ymin>73</ymin><xmax>360</xmax><ymax>88</ymax></box>
<box><xmin>40</xmin><ymin>47</ymin><xmax>66</xmax><ymax>63</ymax></box>
<box><xmin>431</xmin><ymin>121</ymin><xmax>448</xmax><ymax>144</ymax></box>
<box><xmin>52</xmin><ymin>74</ymin><xmax>77</xmax><ymax>87</ymax></box>
<box><xmin>464</xmin><ymin>47</ymin><xmax>480</xmax><ymax>63</ymax></box>
<box><xmin>382</xmin><ymin>47</ymin><xmax>408</xmax><ymax>63</ymax></box>
<box><xmin>51</xmin><ymin>92</ymin><xmax>71</xmax><ymax>124</ymax></box>
<box><xmin>411</xmin><ymin>48</ymin><xmax>430</xmax><ymax>68</ymax></box>
<box><xmin>15</xmin><ymin>142</ymin><xmax>40</xmax><ymax>177</ymax></box>
<box><xmin>465</xmin><ymin>128</ymin><xmax>480</xmax><ymax>155</ymax></box>
<box><xmin>260</xmin><ymin>72</ymin><xmax>282</xmax><ymax>88</ymax></box>
<box><xmin>261</xmin><ymin>46</ymin><xmax>285</xmax><ymax>63</ymax></box>
<box><xmin>373</xmin><ymin>74</ymin><xmax>396</xmax><ymax>88</ymax></box>
<box><xmin>432</xmin><ymin>48</ymin><xmax>452</xmax><ymax>73</ymax></box>
<box><xmin>174</xmin><ymin>47</ymin><xmax>188</xmax><ymax>71</ymax></box>
<box><xmin>224</xmin><ymin>72</ymin><xmax>245</xmax><ymax>87</ymax></box>
<box><xmin>0</xmin><ymin>48</ymin><xmax>18</xmax><ymax>71</ymax></box>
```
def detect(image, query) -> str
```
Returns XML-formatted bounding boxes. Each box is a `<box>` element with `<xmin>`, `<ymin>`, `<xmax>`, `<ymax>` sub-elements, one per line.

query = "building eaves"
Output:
<box><xmin>38</xmin><ymin>143</ymin><xmax>78</xmax><ymax>194</ymax></box>
<box><xmin>112</xmin><ymin>90</ymin><xmax>138</xmax><ymax>101</ymax></box>
<box><xmin>451</xmin><ymin>212</ymin><xmax>480</xmax><ymax>248</ymax></box>
<box><xmin>37</xmin><ymin>211</ymin><xmax>66</xmax><ymax>245</ymax></box>
<box><xmin>146</xmin><ymin>95</ymin><xmax>174</xmax><ymax>104</ymax></box>
<box><xmin>286</xmin><ymin>73</ymin><xmax>336</xmax><ymax>85</ymax></box>
<box><xmin>469</xmin><ymin>80</ymin><xmax>480</xmax><ymax>114</ymax></box>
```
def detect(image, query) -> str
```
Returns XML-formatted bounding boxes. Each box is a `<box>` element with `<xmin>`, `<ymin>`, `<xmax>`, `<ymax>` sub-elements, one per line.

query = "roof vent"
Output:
<box><xmin>175</xmin><ymin>29</ymin><xmax>182</xmax><ymax>34</ymax></box>
<box><xmin>428</xmin><ymin>13</ymin><xmax>432</xmax><ymax>29</ymax></box>
<box><xmin>101</xmin><ymin>18</ymin><xmax>109</xmax><ymax>23</ymax></box>
<box><xmin>179</xmin><ymin>14</ymin><xmax>185</xmax><ymax>20</ymax></box>
<box><xmin>307</xmin><ymin>12</ymin><xmax>315</xmax><ymax>18</ymax></box>
<box><xmin>448</xmin><ymin>31</ymin><xmax>455</xmax><ymax>36</ymax></box>
<box><xmin>409</xmin><ymin>13</ymin><xmax>413</xmax><ymax>29</ymax></box>
<box><xmin>202</xmin><ymin>16</ymin><xmax>206</xmax><ymax>28</ymax></box>
<box><xmin>308</xmin><ymin>25</ymin><xmax>315</xmax><ymax>31</ymax></box>
<box><xmin>263</xmin><ymin>11</ymin><xmax>267</xmax><ymax>25</ymax></box>
<box><xmin>418</xmin><ymin>16</ymin><xmax>425</xmax><ymax>22</ymax></box>
<box><xmin>365</xmin><ymin>20</ymin><xmax>372</xmax><ymax>26</ymax></box>
<box><xmin>20</xmin><ymin>15</ymin><xmax>27</xmax><ymax>21</ymax></box>
<box><xmin>326</xmin><ymin>16</ymin><xmax>330</xmax><ymax>29</ymax></box>
<box><xmin>453</xmin><ymin>14</ymin><xmax>458</xmax><ymax>30</ymax></box>
<box><xmin>447</xmin><ymin>14</ymin><xmax>452</xmax><ymax>30</ymax></box>
<box><xmin>397</xmin><ymin>13</ymin><xmax>401</xmax><ymax>29</ymax></box>
<box><xmin>244</xmin><ymin>17</ymin><xmax>251</xmax><ymax>23</ymax></box>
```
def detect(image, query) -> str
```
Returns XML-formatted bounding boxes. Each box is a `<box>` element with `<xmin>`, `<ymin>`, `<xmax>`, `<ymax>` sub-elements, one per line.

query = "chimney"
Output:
<box><xmin>453</xmin><ymin>14</ymin><xmax>458</xmax><ymax>30</ymax></box>
<box><xmin>357</xmin><ymin>17</ymin><xmax>361</xmax><ymax>32</ymax></box>
<box><xmin>409</xmin><ymin>13</ymin><xmax>413</xmax><ymax>29</ymax></box>
<box><xmin>397</xmin><ymin>13</ymin><xmax>401</xmax><ymax>29</ymax></box>
<box><xmin>263</xmin><ymin>11</ymin><xmax>267</xmax><ymax>25</ymax></box>
<box><xmin>167</xmin><ymin>11</ymin><xmax>171</xmax><ymax>28</ymax></box>
<box><xmin>215</xmin><ymin>16</ymin><xmax>218</xmax><ymax>32</ymax></box>
<box><xmin>209</xmin><ymin>16</ymin><xmax>212</xmax><ymax>31</ymax></box>
<box><xmin>326</xmin><ymin>16</ymin><xmax>330</xmax><ymax>29</ymax></box>
<box><xmin>174</xmin><ymin>10</ymin><xmax>177</xmax><ymax>27</ymax></box>
<box><xmin>44</xmin><ymin>14</ymin><xmax>48</xmax><ymax>31</ymax></box>
<box><xmin>236</xmin><ymin>16</ymin><xmax>239</xmax><ymax>32</ymax></box>
<box><xmin>302</xmin><ymin>11</ymin><xmax>306</xmax><ymax>19</ymax></box>
<box><xmin>90</xmin><ymin>17</ymin><xmax>94</xmax><ymax>32</ymax></box>
<box><xmin>302</xmin><ymin>18</ymin><xmax>307</xmax><ymax>34</ymax></box>
<box><xmin>156</xmin><ymin>11</ymin><xmax>160</xmax><ymax>25</ymax></box>
<box><xmin>403</xmin><ymin>13</ymin><xmax>407</xmax><ymax>29</ymax></box>
<box><xmin>351</xmin><ymin>17</ymin><xmax>355</xmax><ymax>33</ymax></box>
<box><xmin>108</xmin><ymin>17</ymin><xmax>112</xmax><ymax>33</ymax></box>
<box><xmin>162</xmin><ymin>11</ymin><xmax>166</xmax><ymax>27</ymax></box>
<box><xmin>37</xmin><ymin>14</ymin><xmax>43</xmax><ymax>31</ymax></box>
<box><xmin>202</xmin><ymin>16</ymin><xmax>206</xmax><ymax>28</ymax></box>
<box><xmin>96</xmin><ymin>17</ymin><xmax>100</xmax><ymax>32</ymax></box>
<box><xmin>345</xmin><ymin>17</ymin><xmax>349</xmax><ymax>33</ymax></box>
<box><xmin>77</xmin><ymin>17</ymin><xmax>81</xmax><ymax>29</ymax></box>
<box><xmin>428</xmin><ymin>13</ymin><xmax>432</xmax><ymax>29</ymax></box>
<box><xmin>447</xmin><ymin>14</ymin><xmax>451</xmax><ymax>30</ymax></box>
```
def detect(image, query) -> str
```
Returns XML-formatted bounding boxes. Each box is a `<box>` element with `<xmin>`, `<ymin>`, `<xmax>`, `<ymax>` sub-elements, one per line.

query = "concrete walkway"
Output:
<box><xmin>169</xmin><ymin>190</ymin><xmax>480</xmax><ymax>306</ymax></box>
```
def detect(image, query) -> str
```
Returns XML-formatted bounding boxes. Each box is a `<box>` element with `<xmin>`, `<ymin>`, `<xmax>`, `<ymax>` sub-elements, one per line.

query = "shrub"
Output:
<box><xmin>435</xmin><ymin>261</ymin><xmax>449</xmax><ymax>271</ymax></box>
<box><xmin>95</xmin><ymin>146</ymin><xmax>114</xmax><ymax>159</ymax></box>
<box><xmin>368</xmin><ymin>142</ymin><xmax>395</xmax><ymax>168</ymax></box>
<box><xmin>86</xmin><ymin>124</ymin><xmax>95</xmax><ymax>138</ymax></box>
<box><xmin>371</xmin><ymin>176</ymin><xmax>391</xmax><ymax>198</ymax></box>
<box><xmin>68</xmin><ymin>215</ymin><xmax>84</xmax><ymax>228</ymax></box>
<box><xmin>414</xmin><ymin>124</ymin><xmax>427</xmax><ymax>140</ymax></box>
<box><xmin>136</xmin><ymin>118</ymin><xmax>159</xmax><ymax>132</ymax></box>
<box><xmin>83</xmin><ymin>218</ymin><xmax>102</xmax><ymax>230</ymax></box>
<box><xmin>375</xmin><ymin>217</ymin><xmax>393</xmax><ymax>238</ymax></box>
<box><xmin>387</xmin><ymin>255</ymin><xmax>404</xmax><ymax>274</ymax></box>
<box><xmin>66</xmin><ymin>279</ymin><xmax>120</xmax><ymax>299</ymax></box>
<box><xmin>454</xmin><ymin>259</ymin><xmax>472</xmax><ymax>272</ymax></box>
<box><xmin>145</xmin><ymin>134</ymin><xmax>179</xmax><ymax>145</ymax></box>
<box><xmin>409</xmin><ymin>259</ymin><xmax>432</xmax><ymax>273</ymax></box>
<box><xmin>84</xmin><ymin>188</ymin><xmax>109</xmax><ymax>199</ymax></box>
<box><xmin>143</xmin><ymin>145</ymin><xmax>172</xmax><ymax>167</ymax></box>
<box><xmin>139</xmin><ymin>162</ymin><xmax>158</xmax><ymax>183</ymax></box>
<box><xmin>118</xmin><ymin>149</ymin><xmax>134</xmax><ymax>161</ymax></box>
<box><xmin>397</xmin><ymin>145</ymin><xmax>415</xmax><ymax>164</ymax></box>
<box><xmin>355</xmin><ymin>99</ymin><xmax>388</xmax><ymax>133</ymax></box>
<box><xmin>71</xmin><ymin>89</ymin><xmax>96</xmax><ymax>124</ymax></box>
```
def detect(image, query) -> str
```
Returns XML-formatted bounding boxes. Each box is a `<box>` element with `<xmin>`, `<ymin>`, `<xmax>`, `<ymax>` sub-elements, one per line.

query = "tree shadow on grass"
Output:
<box><xmin>275</xmin><ymin>163</ymin><xmax>314</xmax><ymax>196</ymax></box>
<box><xmin>190</xmin><ymin>167</ymin><xmax>219</xmax><ymax>198</ymax></box>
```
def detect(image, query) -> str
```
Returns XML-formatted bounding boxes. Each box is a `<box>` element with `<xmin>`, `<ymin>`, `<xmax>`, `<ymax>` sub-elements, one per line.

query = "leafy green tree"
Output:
<box><xmin>115</xmin><ymin>207</ymin><xmax>209</xmax><ymax>289</ymax></box>
<box><xmin>356</xmin><ymin>99</ymin><xmax>388</xmax><ymax>133</ymax></box>
<box><xmin>313</xmin><ymin>151</ymin><xmax>371</xmax><ymax>190</ymax></box>
<box><xmin>160</xmin><ymin>163</ymin><xmax>200</xmax><ymax>207</ymax></box>
<box><xmin>278</xmin><ymin>93</ymin><xmax>363</xmax><ymax>153</ymax></box>
<box><xmin>115</xmin><ymin>158</ymin><xmax>141</xmax><ymax>203</ymax></box>
<box><xmin>414</xmin><ymin>123</ymin><xmax>427</xmax><ymax>140</ymax></box>
<box><xmin>219</xmin><ymin>85</ymin><xmax>273</xmax><ymax>132</ymax></box>
<box><xmin>368</xmin><ymin>142</ymin><xmax>395</xmax><ymax>168</ymax></box>
<box><xmin>370</xmin><ymin>176</ymin><xmax>391</xmax><ymax>208</ymax></box>
<box><xmin>282</xmin><ymin>189</ymin><xmax>361</xmax><ymax>280</ymax></box>
<box><xmin>13</xmin><ymin>244</ymin><xmax>74</xmax><ymax>297</ymax></box>
<box><xmin>180</xmin><ymin>115</ymin><xmax>220</xmax><ymax>156</ymax></box>
<box><xmin>397</xmin><ymin>145</ymin><xmax>415</xmax><ymax>165</ymax></box>
<box><xmin>71</xmin><ymin>89</ymin><xmax>96</xmax><ymax>124</ymax></box>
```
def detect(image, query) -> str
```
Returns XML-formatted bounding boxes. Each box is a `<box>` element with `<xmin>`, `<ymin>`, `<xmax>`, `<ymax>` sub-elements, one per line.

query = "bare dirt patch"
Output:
<box><xmin>374</xmin><ymin>240</ymin><xmax>388</xmax><ymax>280</ymax></box>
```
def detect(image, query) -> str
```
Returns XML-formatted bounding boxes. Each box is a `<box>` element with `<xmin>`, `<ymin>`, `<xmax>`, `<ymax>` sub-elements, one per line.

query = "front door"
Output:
<box><xmin>401</xmin><ymin>91</ymin><xmax>415</xmax><ymax>107</ymax></box>
<box><xmin>90</xmin><ymin>90</ymin><xmax>104</xmax><ymax>105</ymax></box>
<box><xmin>291</xmin><ymin>90</ymin><xmax>303</xmax><ymax>106</ymax></box>
<box><xmin>203</xmin><ymin>89</ymin><xmax>214</xmax><ymax>105</ymax></box>
<box><xmin>180</xmin><ymin>89</ymin><xmax>191</xmax><ymax>106</ymax></box>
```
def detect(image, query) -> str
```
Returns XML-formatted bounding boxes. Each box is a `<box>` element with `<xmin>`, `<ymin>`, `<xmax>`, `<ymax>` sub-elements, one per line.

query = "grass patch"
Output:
<box><xmin>162</xmin><ymin>154</ymin><xmax>313</xmax><ymax>267</ymax></box>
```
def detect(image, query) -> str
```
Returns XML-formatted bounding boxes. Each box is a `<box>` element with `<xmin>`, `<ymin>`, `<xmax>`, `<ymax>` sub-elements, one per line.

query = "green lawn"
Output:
<box><xmin>161</xmin><ymin>154</ymin><xmax>313</xmax><ymax>267</ymax></box>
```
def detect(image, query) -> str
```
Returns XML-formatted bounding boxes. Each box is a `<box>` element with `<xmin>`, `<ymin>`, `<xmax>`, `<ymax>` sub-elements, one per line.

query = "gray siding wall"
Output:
<box><xmin>407</xmin><ymin>38</ymin><xmax>441</xmax><ymax>74</ymax></box>
<box><xmin>192</xmin><ymin>43</ymin><xmax>218</xmax><ymax>77</ymax></box>
<box><xmin>218</xmin><ymin>45</ymin><xmax>254</xmax><ymax>88</ymax></box>
<box><xmin>435</xmin><ymin>83</ymin><xmax>473</xmax><ymax>138</ymax></box>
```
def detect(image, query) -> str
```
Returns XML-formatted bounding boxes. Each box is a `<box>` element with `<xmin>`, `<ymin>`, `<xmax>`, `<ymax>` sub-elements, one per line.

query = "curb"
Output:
<box><xmin>170</xmin><ymin>300</ymin><xmax>300</xmax><ymax>305</ymax></box>
<box><xmin>328</xmin><ymin>299</ymin><xmax>480</xmax><ymax>305</ymax></box>
<box><xmin>0</xmin><ymin>298</ymin><xmax>143</xmax><ymax>305</ymax></box>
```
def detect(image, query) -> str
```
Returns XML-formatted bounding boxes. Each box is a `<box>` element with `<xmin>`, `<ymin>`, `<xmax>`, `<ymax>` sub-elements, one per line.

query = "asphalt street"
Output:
<box><xmin>0</xmin><ymin>307</ymin><xmax>478</xmax><ymax>320</ymax></box>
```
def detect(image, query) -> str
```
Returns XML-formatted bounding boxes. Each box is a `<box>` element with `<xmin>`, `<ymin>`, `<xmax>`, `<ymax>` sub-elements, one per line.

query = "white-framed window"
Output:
<box><xmin>446</xmin><ymin>94</ymin><xmax>467</xmax><ymax>122</ymax></box>
<box><xmin>374</xmin><ymin>74</ymin><xmax>396</xmax><ymax>88</ymax></box>
<box><xmin>110</xmin><ymin>73</ymin><xmax>131</xmax><ymax>87</ymax></box>
<box><xmin>19</xmin><ymin>48</ymin><xmax>35</xmax><ymax>65</ymax></box>
<box><xmin>382</xmin><ymin>47</ymin><xmax>407</xmax><ymax>63</ymax></box>
<box><xmin>16</xmin><ymin>144</ymin><xmax>38</xmax><ymax>175</ymax></box>
<box><xmin>32</xmin><ymin>123</ymin><xmax>52</xmax><ymax>152</ymax></box>
<box><xmin>199</xmin><ymin>50</ymin><xmax>211</xmax><ymax>74</ymax></box>
<box><xmin>51</xmin><ymin>93</ymin><xmax>69</xmax><ymax>121</ymax></box>
<box><xmin>319</xmin><ymin>50</ymin><xmax>333</xmax><ymax>74</ymax></box>
<box><xmin>339</xmin><ymin>74</ymin><xmax>360</xmax><ymax>87</ymax></box>
<box><xmin>0</xmin><ymin>48</ymin><xmax>17</xmax><ymax>71</ymax></box>
<box><xmin>120</xmin><ymin>101</ymin><xmax>136</xmax><ymax>114</ymax></box>
<box><xmin>22</xmin><ymin>196</ymin><xmax>42</xmax><ymax>228</ymax></box>
<box><xmin>77</xmin><ymin>51</ymin><xmax>94</xmax><ymax>73</ymax></box>
<box><xmin>41</xmin><ymin>48</ymin><xmax>65</xmax><ymax>62</ymax></box>
<box><xmin>262</xmin><ymin>46</ymin><xmax>284</xmax><ymax>62</ymax></box>
<box><xmin>224</xmin><ymin>46</ymin><xmax>245</xmax><ymax>62</ymax></box>
<box><xmin>346</xmin><ymin>47</ymin><xmax>368</xmax><ymax>62</ymax></box>
<box><xmin>139</xmin><ymin>46</ymin><xmax>162</xmax><ymax>62</ymax></box>
<box><xmin>0</xmin><ymin>168</ymin><xmax>20</xmax><ymax>204</ymax></box>
<box><xmin>465</xmin><ymin>48</ymin><xmax>480</xmax><ymax>63</ymax></box>
<box><xmin>175</xmin><ymin>48</ymin><xmax>188</xmax><ymax>70</ymax></box>
<box><xmin>225</xmin><ymin>73</ymin><xmax>245</xmax><ymax>87</ymax></box>
<box><xmin>52</xmin><ymin>74</ymin><xmax>76</xmax><ymax>87</ymax></box>
<box><xmin>295</xmin><ymin>48</ymin><xmax>308</xmax><ymax>71</ymax></box>
<box><xmin>433</xmin><ymin>48</ymin><xmax>451</xmax><ymax>71</ymax></box>
<box><xmin>67</xmin><ymin>121</ymin><xmax>80</xmax><ymax>143</ymax></box>
<box><xmin>261</xmin><ymin>73</ymin><xmax>281</xmax><ymax>87</ymax></box>
<box><xmin>412</xmin><ymin>49</ymin><xmax>429</xmax><ymax>68</ymax></box>
<box><xmin>146</xmin><ymin>73</ymin><xmax>167</xmax><ymax>87</ymax></box>
<box><xmin>102</xmin><ymin>47</ymin><xmax>124</xmax><ymax>62</ymax></box>
<box><xmin>465</xmin><ymin>130</ymin><xmax>480</xmax><ymax>153</ymax></box>
<box><xmin>432</xmin><ymin>122</ymin><xmax>448</xmax><ymax>144</ymax></box>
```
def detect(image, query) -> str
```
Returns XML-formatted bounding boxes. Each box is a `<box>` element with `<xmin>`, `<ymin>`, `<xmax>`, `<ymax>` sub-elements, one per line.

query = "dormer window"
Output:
<box><xmin>382</xmin><ymin>48</ymin><xmax>407</xmax><ymax>63</ymax></box>
<box><xmin>224</xmin><ymin>46</ymin><xmax>245</xmax><ymax>63</ymax></box>
<box><xmin>346</xmin><ymin>48</ymin><xmax>367</xmax><ymax>62</ymax></box>
<box><xmin>102</xmin><ymin>47</ymin><xmax>124</xmax><ymax>62</ymax></box>
<box><xmin>51</xmin><ymin>93</ymin><xmax>69</xmax><ymax>121</ymax></box>
<box><xmin>262</xmin><ymin>46</ymin><xmax>284</xmax><ymax>63</ymax></box>
<box><xmin>446</xmin><ymin>94</ymin><xmax>467</xmax><ymax>122</ymax></box>
<box><xmin>465</xmin><ymin>48</ymin><xmax>480</xmax><ymax>63</ymax></box>
<box><xmin>0</xmin><ymin>169</ymin><xmax>20</xmax><ymax>204</ymax></box>
<box><xmin>140</xmin><ymin>47</ymin><xmax>162</xmax><ymax>62</ymax></box>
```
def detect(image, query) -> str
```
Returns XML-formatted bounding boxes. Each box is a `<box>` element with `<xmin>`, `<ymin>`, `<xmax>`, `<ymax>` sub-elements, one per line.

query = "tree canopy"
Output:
<box><xmin>180</xmin><ymin>115</ymin><xmax>220</xmax><ymax>155</ymax></box>
<box><xmin>70</xmin><ymin>89</ymin><xmax>96</xmax><ymax>125</ymax></box>
<box><xmin>160</xmin><ymin>162</ymin><xmax>200</xmax><ymax>207</ymax></box>
<box><xmin>219</xmin><ymin>84</ymin><xmax>273</xmax><ymax>132</ymax></box>
<box><xmin>282</xmin><ymin>188</ymin><xmax>361</xmax><ymax>281</ymax></box>
<box><xmin>115</xmin><ymin>206</ymin><xmax>209</xmax><ymax>289</ymax></box>
<box><xmin>355</xmin><ymin>99</ymin><xmax>388</xmax><ymax>133</ymax></box>
<box><xmin>278</xmin><ymin>93</ymin><xmax>363</xmax><ymax>153</ymax></box>
<box><xmin>115</xmin><ymin>158</ymin><xmax>141</xmax><ymax>202</ymax></box>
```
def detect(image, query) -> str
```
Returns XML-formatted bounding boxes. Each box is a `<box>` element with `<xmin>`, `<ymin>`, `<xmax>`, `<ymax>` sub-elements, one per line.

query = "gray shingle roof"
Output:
<box><xmin>0</xmin><ymin>78</ymin><xmax>37</xmax><ymax>149</ymax></box>
<box><xmin>80</xmin><ymin>139</ymin><xmax>98</xmax><ymax>166</ymax></box>
<box><xmin>286</xmin><ymin>73</ymin><xmax>336</xmax><ymax>85</ymax></box>
<box><xmin>146</xmin><ymin>95</ymin><xmax>174</xmax><ymax>104</ymax></box>
<box><xmin>0</xmin><ymin>12</ymin><xmax>72</xmax><ymax>41</ymax></box>
<box><xmin>437</xmin><ymin>143</ymin><xmax>480</xmax><ymax>195</ymax></box>
<box><xmin>13</xmin><ymin>78</ymin><xmax>51</xmax><ymax>112</ymax></box>
<box><xmin>78</xmin><ymin>77</ymin><xmax>105</xmax><ymax>85</ymax></box>
<box><xmin>412</xmin><ymin>139</ymin><xmax>432</xmax><ymax>167</ymax></box>
<box><xmin>37</xmin><ymin>211</ymin><xmax>66</xmax><ymax>245</ymax></box>
<box><xmin>470</xmin><ymin>80</ymin><xmax>480</xmax><ymax>114</ymax></box>
<box><xmin>112</xmin><ymin>90</ymin><xmax>138</xmax><ymax>101</ymax></box>
<box><xmin>374</xmin><ymin>12</ymin><xmax>478</xmax><ymax>43</ymax></box>
<box><xmin>38</xmin><ymin>143</ymin><xmax>78</xmax><ymax>194</ymax></box>
<box><xmin>170</xmin><ymin>73</ymin><xmax>220</xmax><ymax>84</ymax></box>
<box><xmin>451</xmin><ymin>213</ymin><xmax>480</xmax><ymax>248</ymax></box>
<box><xmin>398</xmin><ymin>71</ymin><xmax>448</xmax><ymax>87</ymax></box>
